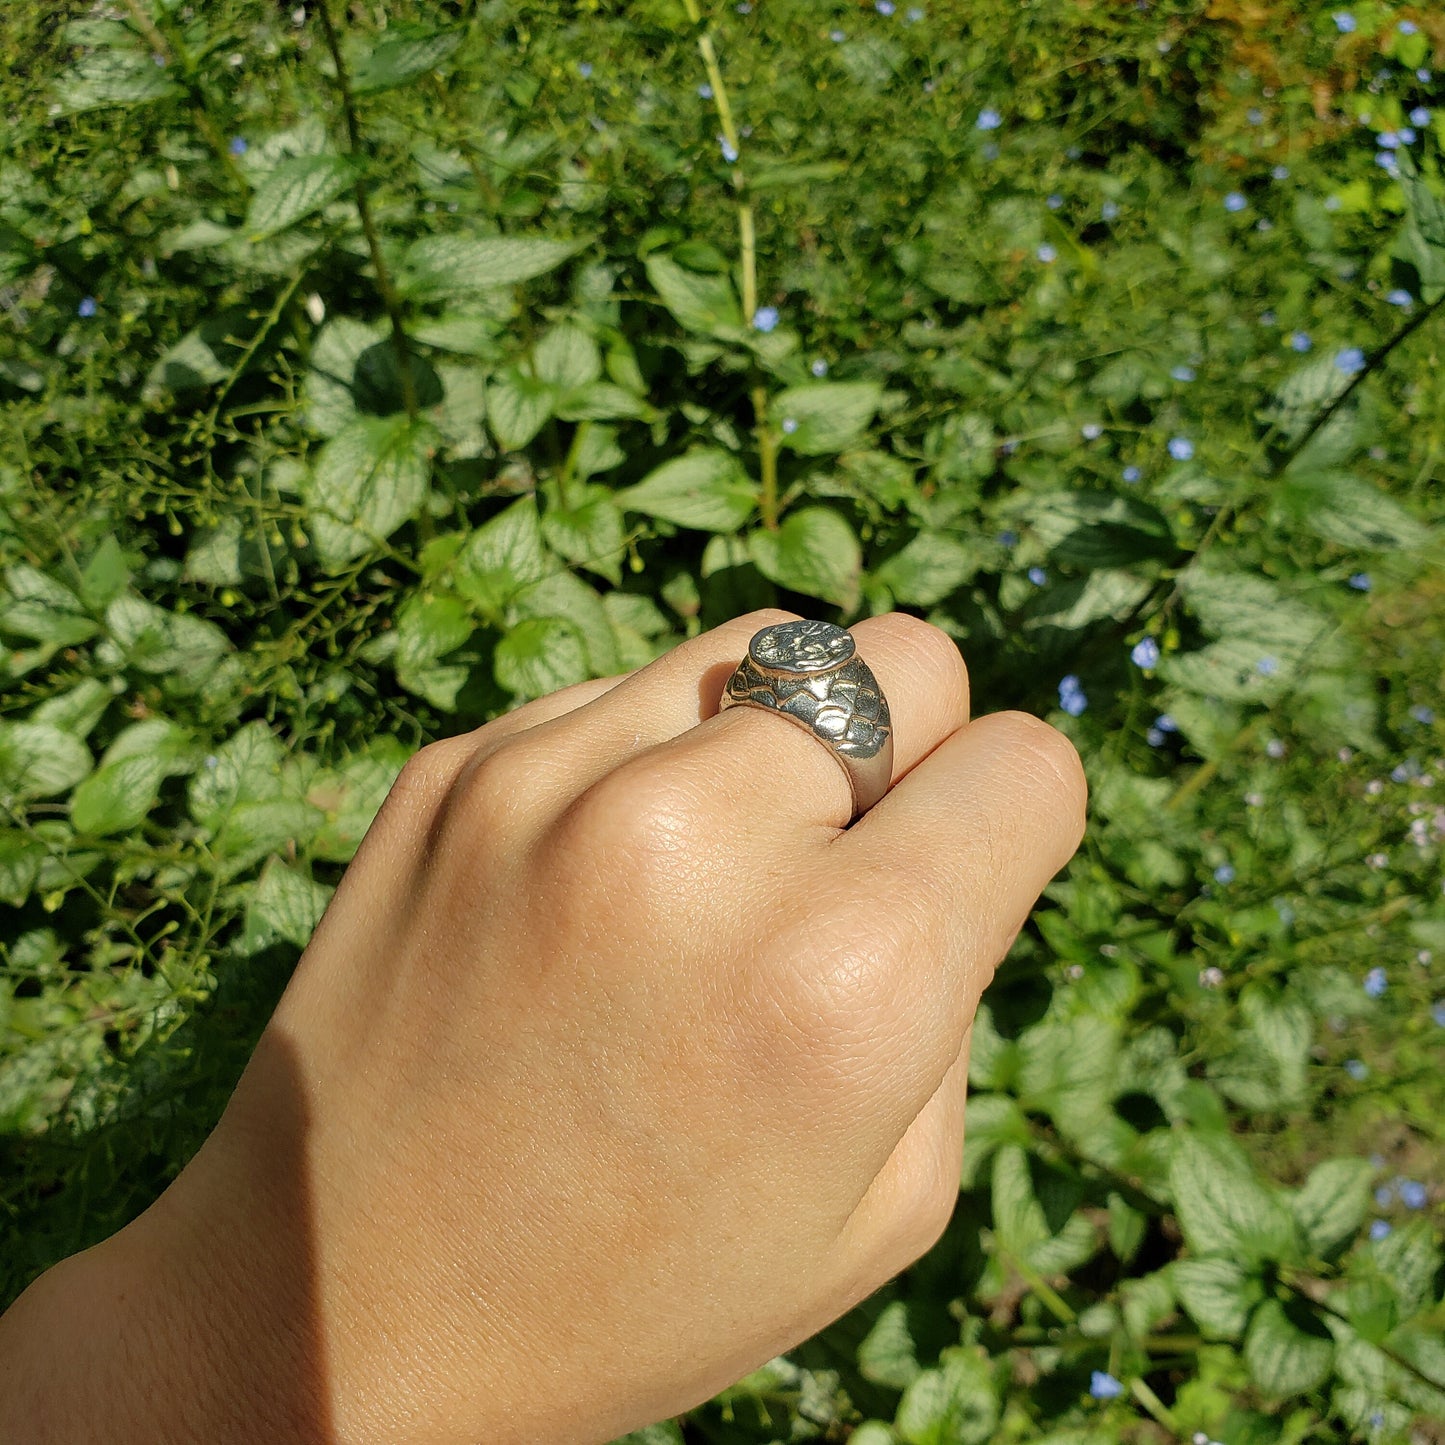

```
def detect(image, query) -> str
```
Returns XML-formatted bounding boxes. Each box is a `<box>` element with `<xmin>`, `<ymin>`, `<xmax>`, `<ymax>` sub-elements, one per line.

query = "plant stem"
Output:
<box><xmin>315</xmin><ymin>0</ymin><xmax>418</xmax><ymax>423</ymax></box>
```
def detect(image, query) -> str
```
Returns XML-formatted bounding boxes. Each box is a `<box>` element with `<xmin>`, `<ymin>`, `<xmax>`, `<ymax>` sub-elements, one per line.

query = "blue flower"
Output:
<box><xmin>829</xmin><ymin>27</ymin><xmax>846</xmax><ymax>41</ymax></box>
<box><xmin>1171</xmin><ymin>364</ymin><xmax>1196</xmax><ymax>381</ymax></box>
<box><xmin>1349</xmin><ymin>572</ymin><xmax>1372</xmax><ymax>590</ymax></box>
<box><xmin>1399</xmin><ymin>1179</ymin><xmax>1427</xmax><ymax>1209</ymax></box>
<box><xmin>1132</xmin><ymin>636</ymin><xmax>1160</xmax><ymax>668</ymax></box>
<box><xmin>1122</xmin><ymin>465</ymin><xmax>1141</xmax><ymax>483</ymax></box>
<box><xmin>1247</xmin><ymin>107</ymin><xmax>1264</xmax><ymax>125</ymax></box>
<box><xmin>1386</xmin><ymin>288</ymin><xmax>1414</xmax><ymax>306</ymax></box>
<box><xmin>1081</xmin><ymin>422</ymin><xmax>1102</xmax><ymax>439</ymax></box>
<box><xmin>1168</xmin><ymin>437</ymin><xmax>1194</xmax><ymax>461</ymax></box>
<box><xmin>1378</xmin><ymin>131</ymin><xmax>1401</xmax><ymax>149</ymax></box>
<box><xmin>1272</xmin><ymin>164</ymin><xmax>1290</xmax><ymax>180</ymax></box>
<box><xmin>1266</xmin><ymin>738</ymin><xmax>1286</xmax><ymax>758</ymax></box>
<box><xmin>977</xmin><ymin>107</ymin><xmax>1002</xmax><ymax>130</ymax></box>
<box><xmin>1102</xmin><ymin>200</ymin><xmax>1120</xmax><ymax>221</ymax></box>
<box><xmin>1433</xmin><ymin>999</ymin><xmax>1445</xmax><ymax>1027</ymax></box>
<box><xmin>720</xmin><ymin>136</ymin><xmax>739</xmax><ymax>163</ymax></box>
<box><xmin>1214</xmin><ymin>863</ymin><xmax>1236</xmax><ymax>884</ymax></box>
<box><xmin>1346</xmin><ymin>1059</ymin><xmax>1369</xmax><ymax>1080</ymax></box>
<box><xmin>1398</xmin><ymin>127</ymin><xmax>1417</xmax><ymax>144</ymax></box>
<box><xmin>1261</xmin><ymin>309</ymin><xmax>1278</xmax><ymax>325</ymax></box>
<box><xmin>1047</xmin><ymin>193</ymin><xmax>1064</xmax><ymax>210</ymax></box>
<box><xmin>698</xmin><ymin>83</ymin><xmax>713</xmax><ymax>98</ymax></box>
<box><xmin>1410</xmin><ymin>106</ymin><xmax>1431</xmax><ymax>127</ymax></box>
<box><xmin>1398</xmin><ymin>18</ymin><xmax>1418</xmax><ymax>33</ymax></box>
<box><xmin>752</xmin><ymin>306</ymin><xmax>778</xmax><ymax>332</ymax></box>
<box><xmin>577</xmin><ymin>61</ymin><xmax>593</xmax><ymax>77</ymax></box>
<box><xmin>1224</xmin><ymin>191</ymin><xmax>1247</xmax><ymax>212</ymax></box>
<box><xmin>1090</xmin><ymin>1371</ymin><xmax>1124</xmax><ymax>1400</ymax></box>
<box><xmin>1256</xmin><ymin>655</ymin><xmax>1279</xmax><ymax>676</ymax></box>
<box><xmin>811</xmin><ymin>358</ymin><xmax>829</xmax><ymax>377</ymax></box>
<box><xmin>1369</xmin><ymin>1219</ymin><xmax>1392</xmax><ymax>1241</ymax></box>
<box><xmin>1335</xmin><ymin>346</ymin><xmax>1367</xmax><ymax>375</ymax></box>
<box><xmin>906</xmin><ymin>6</ymin><xmax>925</xmax><ymax>19</ymax></box>
<box><xmin>1364</xmin><ymin>967</ymin><xmax>1387</xmax><ymax>998</ymax></box>
<box><xmin>1155</xmin><ymin>714</ymin><xmax>1178</xmax><ymax>733</ymax></box>
<box><xmin>1028</xmin><ymin>565</ymin><xmax>1047</xmax><ymax>586</ymax></box>
<box><xmin>1410</xmin><ymin>704</ymin><xmax>1435</xmax><ymax>724</ymax></box>
<box><xmin>1376</xmin><ymin>150</ymin><xmax>1400</xmax><ymax>172</ymax></box>
<box><xmin>998</xmin><ymin>529</ymin><xmax>1019</xmax><ymax>547</ymax></box>
<box><xmin>1058</xmin><ymin>675</ymin><xmax>1087</xmax><ymax>716</ymax></box>
<box><xmin>1420</xmin><ymin>67</ymin><xmax>1433</xmax><ymax>81</ymax></box>
<box><xmin>1146</xmin><ymin>727</ymin><xmax>1166</xmax><ymax>747</ymax></box>
<box><xmin>1037</xmin><ymin>244</ymin><xmax>1058</xmax><ymax>263</ymax></box>
<box><xmin>1333</xmin><ymin>12</ymin><xmax>1356</xmax><ymax>32</ymax></box>
<box><xmin>876</xmin><ymin>0</ymin><xmax>896</xmax><ymax>11</ymax></box>
<box><xmin>1289</xmin><ymin>330</ymin><xmax>1313</xmax><ymax>352</ymax></box>
<box><xmin>1375</xmin><ymin>1183</ymin><xmax>1394</xmax><ymax>1206</ymax></box>
<box><xmin>780</xmin><ymin>417</ymin><xmax>799</xmax><ymax>435</ymax></box>
<box><xmin>229</xmin><ymin>136</ymin><xmax>248</xmax><ymax>155</ymax></box>
<box><xmin>76</xmin><ymin>296</ymin><xmax>97</xmax><ymax>318</ymax></box>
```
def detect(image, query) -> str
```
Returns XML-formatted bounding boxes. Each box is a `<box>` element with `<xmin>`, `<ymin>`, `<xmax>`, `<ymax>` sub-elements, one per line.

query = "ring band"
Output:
<box><xmin>719</xmin><ymin>620</ymin><xmax>894</xmax><ymax>823</ymax></box>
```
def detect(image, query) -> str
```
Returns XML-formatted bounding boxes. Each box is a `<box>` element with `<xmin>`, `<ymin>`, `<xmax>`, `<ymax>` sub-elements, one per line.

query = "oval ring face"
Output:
<box><xmin>748</xmin><ymin>619</ymin><xmax>856</xmax><ymax>674</ymax></box>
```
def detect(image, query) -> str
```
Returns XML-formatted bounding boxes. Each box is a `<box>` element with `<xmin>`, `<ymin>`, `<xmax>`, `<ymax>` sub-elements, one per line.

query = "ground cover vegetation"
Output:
<box><xmin>1</xmin><ymin>0</ymin><xmax>1444</xmax><ymax>1439</ymax></box>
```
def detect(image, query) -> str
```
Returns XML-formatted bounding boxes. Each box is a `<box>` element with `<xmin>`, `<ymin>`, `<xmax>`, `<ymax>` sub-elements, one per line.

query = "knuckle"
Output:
<box><xmin>875</xmin><ymin>614</ymin><xmax>970</xmax><ymax>713</ymax></box>
<box><xmin>888</xmin><ymin>1155</ymin><xmax>961</xmax><ymax>1267</ymax></box>
<box><xmin>992</xmin><ymin>710</ymin><xmax>1088</xmax><ymax>838</ymax></box>
<box><xmin>443</xmin><ymin>736</ymin><xmax>543</xmax><ymax>850</ymax></box>
<box><xmin>388</xmin><ymin>738</ymin><xmax>472</xmax><ymax>816</ymax></box>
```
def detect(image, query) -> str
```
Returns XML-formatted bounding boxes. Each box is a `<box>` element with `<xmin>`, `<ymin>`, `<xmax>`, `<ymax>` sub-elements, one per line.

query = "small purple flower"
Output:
<box><xmin>1409</xmin><ymin>704</ymin><xmax>1435</xmax><ymax>724</ymax></box>
<box><xmin>1122</xmin><ymin>465</ymin><xmax>1141</xmax><ymax>483</ymax></box>
<box><xmin>752</xmin><ymin>306</ymin><xmax>778</xmax><ymax>332</ymax></box>
<box><xmin>977</xmin><ymin>108</ymin><xmax>1002</xmax><ymax>131</ymax></box>
<box><xmin>1037</xmin><ymin>243</ymin><xmax>1058</xmax><ymax>263</ymax></box>
<box><xmin>1398</xmin><ymin>127</ymin><xmax>1417</xmax><ymax>145</ymax></box>
<box><xmin>1047</xmin><ymin>193</ymin><xmax>1064</xmax><ymax>210</ymax></box>
<box><xmin>998</xmin><ymin>529</ymin><xmax>1019</xmax><ymax>548</ymax></box>
<box><xmin>906</xmin><ymin>6</ymin><xmax>925</xmax><ymax>19</ymax></box>
<box><xmin>1090</xmin><ymin>1371</ymin><xmax>1124</xmax><ymax>1400</ymax></box>
<box><xmin>829</xmin><ymin>27</ymin><xmax>846</xmax><ymax>41</ymax></box>
<box><xmin>1131</xmin><ymin>636</ymin><xmax>1160</xmax><ymax>668</ymax></box>
<box><xmin>1346</xmin><ymin>1059</ymin><xmax>1369</xmax><ymax>1080</ymax></box>
<box><xmin>698</xmin><ymin>83</ymin><xmax>713</xmax><ymax>98</ymax></box>
<box><xmin>1336</xmin><ymin>346</ymin><xmax>1366</xmax><ymax>375</ymax></box>
<box><xmin>1364</xmin><ymin>967</ymin><xmax>1387</xmax><ymax>998</ymax></box>
<box><xmin>1256</xmin><ymin>655</ymin><xmax>1279</xmax><ymax>676</ymax></box>
<box><xmin>1369</xmin><ymin>1219</ymin><xmax>1392</xmax><ymax>1241</ymax></box>
<box><xmin>1398</xmin><ymin>18</ymin><xmax>1418</xmax><ymax>33</ymax></box>
<box><xmin>1146</xmin><ymin>727</ymin><xmax>1166</xmax><ymax>747</ymax></box>
<box><xmin>1247</xmin><ymin>107</ymin><xmax>1264</xmax><ymax>125</ymax></box>
<box><xmin>1375</xmin><ymin>1183</ymin><xmax>1394</xmax><ymax>1206</ymax></box>
<box><xmin>1155</xmin><ymin>714</ymin><xmax>1178</xmax><ymax>733</ymax></box>
<box><xmin>1102</xmin><ymin>200</ymin><xmax>1120</xmax><ymax>221</ymax></box>
<box><xmin>577</xmin><ymin>60</ymin><xmax>593</xmax><ymax>77</ymax></box>
<box><xmin>229</xmin><ymin>136</ymin><xmax>248</xmax><ymax>155</ymax></box>
<box><xmin>1224</xmin><ymin>191</ymin><xmax>1247</xmax><ymax>212</ymax></box>
<box><xmin>1058</xmin><ymin>675</ymin><xmax>1087</xmax><ymax>716</ymax></box>
<box><xmin>1333</xmin><ymin>12</ymin><xmax>1356</xmax><ymax>32</ymax></box>
<box><xmin>1214</xmin><ymin>863</ymin><xmax>1236</xmax><ymax>884</ymax></box>
<box><xmin>1028</xmin><ymin>565</ymin><xmax>1047</xmax><ymax>586</ymax></box>
<box><xmin>720</xmin><ymin>136</ymin><xmax>739</xmax><ymax>163</ymax></box>
<box><xmin>1171</xmin><ymin>364</ymin><xmax>1196</xmax><ymax>382</ymax></box>
<box><xmin>1082</xmin><ymin>422</ymin><xmax>1102</xmax><ymax>439</ymax></box>
<box><xmin>1349</xmin><ymin>572</ymin><xmax>1372</xmax><ymax>590</ymax></box>
<box><xmin>1377</xmin><ymin>151</ymin><xmax>1400</xmax><ymax>172</ymax></box>
<box><xmin>1200</xmin><ymin>965</ymin><xmax>1225</xmax><ymax>988</ymax></box>
<box><xmin>1399</xmin><ymin>1179</ymin><xmax>1427</xmax><ymax>1209</ymax></box>
<box><xmin>1273</xmin><ymin>164</ymin><xmax>1290</xmax><ymax>180</ymax></box>
<box><xmin>811</xmin><ymin>358</ymin><xmax>829</xmax><ymax>377</ymax></box>
<box><xmin>1419</xmin><ymin>67</ymin><xmax>1433</xmax><ymax>82</ymax></box>
<box><xmin>1289</xmin><ymin>331</ymin><xmax>1313</xmax><ymax>352</ymax></box>
<box><xmin>876</xmin><ymin>0</ymin><xmax>896</xmax><ymax>12</ymax></box>
<box><xmin>1378</xmin><ymin>131</ymin><xmax>1401</xmax><ymax>149</ymax></box>
<box><xmin>1386</xmin><ymin>289</ymin><xmax>1414</xmax><ymax>306</ymax></box>
<box><xmin>1432</xmin><ymin>999</ymin><xmax>1445</xmax><ymax>1026</ymax></box>
<box><xmin>1410</xmin><ymin>106</ymin><xmax>1431</xmax><ymax>127</ymax></box>
<box><xmin>77</xmin><ymin>296</ymin><xmax>97</xmax><ymax>318</ymax></box>
<box><xmin>1168</xmin><ymin>436</ymin><xmax>1194</xmax><ymax>461</ymax></box>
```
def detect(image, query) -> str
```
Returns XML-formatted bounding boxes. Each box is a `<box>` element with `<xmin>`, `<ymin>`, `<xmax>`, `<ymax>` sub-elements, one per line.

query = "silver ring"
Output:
<box><xmin>719</xmin><ymin>619</ymin><xmax>894</xmax><ymax>823</ymax></box>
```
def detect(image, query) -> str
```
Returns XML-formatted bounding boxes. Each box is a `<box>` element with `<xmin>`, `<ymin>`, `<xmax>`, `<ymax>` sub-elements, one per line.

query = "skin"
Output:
<box><xmin>0</xmin><ymin>608</ymin><xmax>1086</xmax><ymax>1445</ymax></box>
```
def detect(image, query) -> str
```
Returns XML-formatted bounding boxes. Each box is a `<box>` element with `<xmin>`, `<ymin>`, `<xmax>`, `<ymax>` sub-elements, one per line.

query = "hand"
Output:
<box><xmin>0</xmin><ymin>609</ymin><xmax>1085</xmax><ymax>1445</ymax></box>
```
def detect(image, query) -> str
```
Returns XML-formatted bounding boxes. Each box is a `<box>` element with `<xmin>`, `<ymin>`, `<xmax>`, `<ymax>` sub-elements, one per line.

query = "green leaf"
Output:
<box><xmin>643</xmin><ymin>253</ymin><xmax>745</xmax><ymax>338</ymax></box>
<box><xmin>101</xmin><ymin>596</ymin><xmax>231</xmax><ymax>687</ymax></box>
<box><xmin>189</xmin><ymin>720</ymin><xmax>285</xmax><ymax>830</ymax></box>
<box><xmin>609</xmin><ymin>1425</ymin><xmax>685</xmax><ymax>1445</ymax></box>
<box><xmin>542</xmin><ymin>489</ymin><xmax>626</xmax><ymax>585</ymax></box>
<box><xmin>1171</xmin><ymin>1257</ymin><xmax>1264</xmax><ymax>1340</ymax></box>
<box><xmin>486</xmin><ymin>366</ymin><xmax>555</xmax><ymax>451</ymax></box>
<box><xmin>749</xmin><ymin>507</ymin><xmax>862</xmax><ymax>607</ymax></box>
<box><xmin>304</xmin><ymin>415</ymin><xmax>435</xmax><ymax>570</ymax></box>
<box><xmin>494</xmin><ymin>617</ymin><xmax>588</xmax><ymax>699</ymax></box>
<box><xmin>400</xmin><ymin>233</ymin><xmax>593</xmax><ymax>300</ymax></box>
<box><xmin>53</xmin><ymin>47</ymin><xmax>181</xmax><ymax>114</ymax></box>
<box><xmin>857</xmin><ymin>1299</ymin><xmax>924</xmax><ymax>1390</ymax></box>
<box><xmin>1274</xmin><ymin>471</ymin><xmax>1431</xmax><ymax>551</ymax></box>
<box><xmin>1017</xmin><ymin>490</ymin><xmax>1176</xmax><ymax>568</ymax></box>
<box><xmin>31</xmin><ymin>679</ymin><xmax>110</xmax><ymax>739</ymax></box>
<box><xmin>304</xmin><ymin>317</ymin><xmax>387</xmax><ymax>437</ymax></box>
<box><xmin>894</xmin><ymin>1347</ymin><xmax>999</xmax><ymax>1445</ymax></box>
<box><xmin>456</xmin><ymin>498</ymin><xmax>550</xmax><ymax>615</ymax></box>
<box><xmin>871</xmin><ymin>533</ymin><xmax>979</xmax><ymax>607</ymax></box>
<box><xmin>1368</xmin><ymin>1218</ymin><xmax>1442</xmax><ymax>1316</ymax></box>
<box><xmin>308</xmin><ymin>738</ymin><xmax>410</xmax><ymax>863</ymax></box>
<box><xmin>70</xmin><ymin>754</ymin><xmax>166</xmax><ymax>835</ymax></box>
<box><xmin>1179</xmin><ymin>567</ymin><xmax>1337</xmax><ymax>654</ymax></box>
<box><xmin>1242</xmin><ymin>1297</ymin><xmax>1334</xmax><ymax>1397</ymax></box>
<box><xmin>1289</xmin><ymin>1158</ymin><xmax>1373</xmax><ymax>1257</ymax></box>
<box><xmin>0</xmin><ymin>564</ymin><xmax>96</xmax><ymax>646</ymax></box>
<box><xmin>244</xmin><ymin>154</ymin><xmax>356</xmax><ymax>239</ymax></box>
<box><xmin>1168</xmin><ymin>1132</ymin><xmax>1301</xmax><ymax>1267</ymax></box>
<box><xmin>212</xmin><ymin>798</ymin><xmax>324</xmax><ymax>877</ymax></box>
<box><xmin>393</xmin><ymin>592</ymin><xmax>474</xmax><ymax>710</ymax></box>
<box><xmin>533</xmin><ymin>323</ymin><xmax>603</xmax><ymax>390</ymax></box>
<box><xmin>241</xmin><ymin>859</ymin><xmax>334</xmax><ymax>952</ymax></box>
<box><xmin>1208</xmin><ymin>992</ymin><xmax>1312</xmax><ymax>1111</ymax></box>
<box><xmin>1262</xmin><ymin>354</ymin><xmax>1356</xmax><ymax>445</ymax></box>
<box><xmin>0</xmin><ymin>723</ymin><xmax>92</xmax><ymax>803</ymax></box>
<box><xmin>617</xmin><ymin>449</ymin><xmax>757</xmax><ymax>532</ymax></box>
<box><xmin>351</xmin><ymin>27</ymin><xmax>463</xmax><ymax>93</ymax></box>
<box><xmin>771</xmin><ymin>381</ymin><xmax>884</xmax><ymax>456</ymax></box>
<box><xmin>508</xmin><ymin>570</ymin><xmax>620</xmax><ymax>676</ymax></box>
<box><xmin>990</xmin><ymin>1144</ymin><xmax>1096</xmax><ymax>1275</ymax></box>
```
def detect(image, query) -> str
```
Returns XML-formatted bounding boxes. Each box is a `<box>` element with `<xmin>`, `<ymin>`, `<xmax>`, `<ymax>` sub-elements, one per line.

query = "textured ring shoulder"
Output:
<box><xmin>719</xmin><ymin>619</ymin><xmax>894</xmax><ymax>820</ymax></box>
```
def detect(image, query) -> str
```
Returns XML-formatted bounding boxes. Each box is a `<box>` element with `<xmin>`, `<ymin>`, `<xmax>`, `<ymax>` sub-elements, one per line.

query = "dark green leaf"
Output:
<box><xmin>351</xmin><ymin>28</ymin><xmax>464</xmax><ymax>94</ymax></box>
<box><xmin>1242</xmin><ymin>1297</ymin><xmax>1334</xmax><ymax>1397</ymax></box>
<box><xmin>1274</xmin><ymin>471</ymin><xmax>1431</xmax><ymax>551</ymax></box>
<box><xmin>643</xmin><ymin>254</ymin><xmax>746</xmax><ymax>338</ymax></box>
<box><xmin>749</xmin><ymin>506</ymin><xmax>862</xmax><ymax>607</ymax></box>
<box><xmin>1171</xmin><ymin>1257</ymin><xmax>1264</xmax><ymax>1340</ymax></box>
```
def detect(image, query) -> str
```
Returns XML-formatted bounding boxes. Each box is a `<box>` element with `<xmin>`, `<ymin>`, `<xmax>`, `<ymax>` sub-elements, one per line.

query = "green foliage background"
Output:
<box><xmin>2</xmin><ymin>0</ymin><xmax>1444</xmax><ymax>1440</ymax></box>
